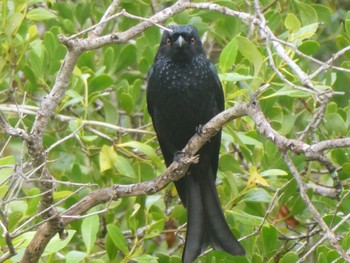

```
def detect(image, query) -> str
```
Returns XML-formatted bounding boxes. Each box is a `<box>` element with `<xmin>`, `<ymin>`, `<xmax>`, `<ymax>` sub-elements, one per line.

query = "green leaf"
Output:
<box><xmin>44</xmin><ymin>230</ymin><xmax>76</xmax><ymax>255</ymax></box>
<box><xmin>144</xmin><ymin>219</ymin><xmax>166</xmax><ymax>239</ymax></box>
<box><xmin>219</xmin><ymin>73</ymin><xmax>254</xmax><ymax>83</ymax></box>
<box><xmin>298</xmin><ymin>40</ymin><xmax>320</xmax><ymax>55</ymax></box>
<box><xmin>99</xmin><ymin>145</ymin><xmax>118</xmax><ymax>172</ymax></box>
<box><xmin>0</xmin><ymin>155</ymin><xmax>14</xmax><ymax>165</ymax></box>
<box><xmin>103</xmin><ymin>47</ymin><xmax>115</xmax><ymax>72</ymax></box>
<box><xmin>81</xmin><ymin>214</ymin><xmax>99</xmax><ymax>253</ymax></box>
<box><xmin>119</xmin><ymin>92</ymin><xmax>134</xmax><ymax>114</ymax></box>
<box><xmin>116</xmin><ymin>44</ymin><xmax>137</xmax><ymax>72</ymax></box>
<box><xmin>43</xmin><ymin>31</ymin><xmax>58</xmax><ymax>52</ymax></box>
<box><xmin>243</xmin><ymin>188</ymin><xmax>272</xmax><ymax>203</ymax></box>
<box><xmin>325</xmin><ymin>113</ymin><xmax>346</xmax><ymax>136</ymax></box>
<box><xmin>114</xmin><ymin>155</ymin><xmax>136</xmax><ymax>178</ymax></box>
<box><xmin>9</xmin><ymin>201</ymin><xmax>27</xmax><ymax>214</ymax></box>
<box><xmin>5</xmin><ymin>12</ymin><xmax>25</xmax><ymax>36</ymax></box>
<box><xmin>260</xmin><ymin>169</ymin><xmax>288</xmax><ymax>177</ymax></box>
<box><xmin>0</xmin><ymin>186</ymin><xmax>9</xmax><ymax>199</ymax></box>
<box><xmin>247</xmin><ymin>167</ymin><xmax>269</xmax><ymax>188</ymax></box>
<box><xmin>346</xmin><ymin>12</ymin><xmax>350</xmax><ymax>39</ymax></box>
<box><xmin>261</xmin><ymin>225</ymin><xmax>281</xmax><ymax>256</ymax></box>
<box><xmin>228</xmin><ymin>210</ymin><xmax>263</xmax><ymax>226</ymax></box>
<box><xmin>219</xmin><ymin>37</ymin><xmax>238</xmax><ymax>72</ymax></box>
<box><xmin>66</xmin><ymin>251</ymin><xmax>87</xmax><ymax>263</ymax></box>
<box><xmin>53</xmin><ymin>190</ymin><xmax>74</xmax><ymax>201</ymax></box>
<box><xmin>119</xmin><ymin>141</ymin><xmax>162</xmax><ymax>166</ymax></box>
<box><xmin>236</xmin><ymin>36</ymin><xmax>263</xmax><ymax>76</ymax></box>
<box><xmin>27</xmin><ymin>8</ymin><xmax>56</xmax><ymax>21</ymax></box>
<box><xmin>145</xmin><ymin>195</ymin><xmax>162</xmax><ymax>211</ymax></box>
<box><xmin>107</xmin><ymin>224</ymin><xmax>129</xmax><ymax>256</ymax></box>
<box><xmin>280</xmin><ymin>252</ymin><xmax>299</xmax><ymax>263</ymax></box>
<box><xmin>295</xmin><ymin>0</ymin><xmax>318</xmax><ymax>25</ymax></box>
<box><xmin>88</xmin><ymin>74</ymin><xmax>113</xmax><ymax>92</ymax></box>
<box><xmin>12</xmin><ymin>231</ymin><xmax>36</xmax><ymax>248</ymax></box>
<box><xmin>312</xmin><ymin>4</ymin><xmax>332</xmax><ymax>24</ymax></box>
<box><xmin>295</xmin><ymin>23</ymin><xmax>319</xmax><ymax>41</ymax></box>
<box><xmin>131</xmin><ymin>255</ymin><xmax>159</xmax><ymax>263</ymax></box>
<box><xmin>235</xmin><ymin>132</ymin><xmax>263</xmax><ymax>148</ymax></box>
<box><xmin>317</xmin><ymin>252</ymin><xmax>328</xmax><ymax>263</ymax></box>
<box><xmin>284</xmin><ymin>13</ymin><xmax>301</xmax><ymax>32</ymax></box>
<box><xmin>261</xmin><ymin>86</ymin><xmax>311</xmax><ymax>99</ymax></box>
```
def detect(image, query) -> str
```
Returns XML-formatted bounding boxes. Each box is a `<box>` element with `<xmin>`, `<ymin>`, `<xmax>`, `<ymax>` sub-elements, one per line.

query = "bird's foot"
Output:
<box><xmin>174</xmin><ymin>150</ymin><xmax>186</xmax><ymax>163</ymax></box>
<box><xmin>196</xmin><ymin>124</ymin><xmax>204</xmax><ymax>136</ymax></box>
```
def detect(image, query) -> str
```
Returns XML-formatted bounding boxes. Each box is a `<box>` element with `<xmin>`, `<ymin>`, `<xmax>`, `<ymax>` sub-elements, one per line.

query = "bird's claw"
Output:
<box><xmin>174</xmin><ymin>150</ymin><xmax>186</xmax><ymax>163</ymax></box>
<box><xmin>196</xmin><ymin>124</ymin><xmax>204</xmax><ymax>136</ymax></box>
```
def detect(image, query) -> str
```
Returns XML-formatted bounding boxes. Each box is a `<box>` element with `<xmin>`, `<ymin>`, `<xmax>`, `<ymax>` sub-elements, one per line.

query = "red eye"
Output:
<box><xmin>166</xmin><ymin>38</ymin><xmax>171</xmax><ymax>45</ymax></box>
<box><xmin>190</xmin><ymin>38</ymin><xmax>196</xmax><ymax>45</ymax></box>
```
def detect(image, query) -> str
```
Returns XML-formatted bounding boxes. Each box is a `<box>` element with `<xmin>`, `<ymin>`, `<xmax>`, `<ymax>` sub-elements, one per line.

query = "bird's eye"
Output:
<box><xmin>166</xmin><ymin>38</ymin><xmax>171</xmax><ymax>46</ymax></box>
<box><xmin>190</xmin><ymin>38</ymin><xmax>196</xmax><ymax>45</ymax></box>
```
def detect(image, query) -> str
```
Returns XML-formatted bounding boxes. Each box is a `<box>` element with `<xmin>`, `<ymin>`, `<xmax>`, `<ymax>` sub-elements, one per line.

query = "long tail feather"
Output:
<box><xmin>181</xmin><ymin>165</ymin><xmax>245</xmax><ymax>263</ymax></box>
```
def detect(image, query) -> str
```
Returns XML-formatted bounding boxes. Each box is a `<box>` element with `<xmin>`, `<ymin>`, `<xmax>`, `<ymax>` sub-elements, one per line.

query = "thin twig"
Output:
<box><xmin>281</xmin><ymin>151</ymin><xmax>350</xmax><ymax>261</ymax></box>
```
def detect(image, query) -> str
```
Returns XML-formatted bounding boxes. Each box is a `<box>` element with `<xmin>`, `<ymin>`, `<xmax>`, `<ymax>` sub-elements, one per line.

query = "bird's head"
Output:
<box><xmin>156</xmin><ymin>25</ymin><xmax>204</xmax><ymax>62</ymax></box>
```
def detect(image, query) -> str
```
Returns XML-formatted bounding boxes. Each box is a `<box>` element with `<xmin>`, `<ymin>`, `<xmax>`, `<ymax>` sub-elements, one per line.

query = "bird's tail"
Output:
<box><xmin>182</xmin><ymin>167</ymin><xmax>245</xmax><ymax>263</ymax></box>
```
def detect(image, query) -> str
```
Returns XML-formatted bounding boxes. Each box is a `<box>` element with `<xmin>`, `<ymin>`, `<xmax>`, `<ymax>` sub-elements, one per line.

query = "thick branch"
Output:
<box><xmin>20</xmin><ymin>103</ymin><xmax>248</xmax><ymax>262</ymax></box>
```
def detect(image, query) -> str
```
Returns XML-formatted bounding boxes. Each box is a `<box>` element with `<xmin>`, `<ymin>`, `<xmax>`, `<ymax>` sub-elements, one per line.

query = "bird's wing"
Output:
<box><xmin>208</xmin><ymin>62</ymin><xmax>225</xmax><ymax>112</ymax></box>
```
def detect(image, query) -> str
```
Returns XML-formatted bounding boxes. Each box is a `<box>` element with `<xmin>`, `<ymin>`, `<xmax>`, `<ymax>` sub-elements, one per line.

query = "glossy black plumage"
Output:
<box><xmin>146</xmin><ymin>25</ymin><xmax>245</xmax><ymax>262</ymax></box>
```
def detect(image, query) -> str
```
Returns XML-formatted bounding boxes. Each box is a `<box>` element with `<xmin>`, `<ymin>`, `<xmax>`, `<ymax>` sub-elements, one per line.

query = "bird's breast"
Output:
<box><xmin>154</xmin><ymin>58</ymin><xmax>213</xmax><ymax>116</ymax></box>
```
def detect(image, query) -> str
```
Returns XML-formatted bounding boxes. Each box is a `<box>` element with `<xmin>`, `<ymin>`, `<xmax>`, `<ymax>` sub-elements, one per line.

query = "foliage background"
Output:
<box><xmin>1</xmin><ymin>0</ymin><xmax>350</xmax><ymax>262</ymax></box>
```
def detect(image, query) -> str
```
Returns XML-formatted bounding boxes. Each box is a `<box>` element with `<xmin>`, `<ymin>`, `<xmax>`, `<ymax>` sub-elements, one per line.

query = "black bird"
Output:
<box><xmin>146</xmin><ymin>25</ymin><xmax>245</xmax><ymax>262</ymax></box>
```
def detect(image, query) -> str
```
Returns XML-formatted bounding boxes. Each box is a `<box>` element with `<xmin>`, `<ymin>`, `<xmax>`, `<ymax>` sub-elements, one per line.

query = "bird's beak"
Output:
<box><xmin>174</xmin><ymin>36</ymin><xmax>185</xmax><ymax>48</ymax></box>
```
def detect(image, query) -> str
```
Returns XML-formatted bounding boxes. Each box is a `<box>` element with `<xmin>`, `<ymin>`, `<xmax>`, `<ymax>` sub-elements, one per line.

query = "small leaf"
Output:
<box><xmin>88</xmin><ymin>74</ymin><xmax>113</xmax><ymax>92</ymax></box>
<box><xmin>131</xmin><ymin>255</ymin><xmax>159</xmax><ymax>263</ymax></box>
<box><xmin>295</xmin><ymin>0</ymin><xmax>318</xmax><ymax>25</ymax></box>
<box><xmin>312</xmin><ymin>4</ymin><xmax>332</xmax><ymax>24</ymax></box>
<box><xmin>119</xmin><ymin>141</ymin><xmax>162</xmax><ymax>166</ymax></box>
<box><xmin>44</xmin><ymin>230</ymin><xmax>76</xmax><ymax>255</ymax></box>
<box><xmin>246</xmin><ymin>167</ymin><xmax>269</xmax><ymax>188</ymax></box>
<box><xmin>82</xmin><ymin>215</ymin><xmax>99</xmax><ymax>253</ymax></box>
<box><xmin>261</xmin><ymin>225</ymin><xmax>281</xmax><ymax>256</ymax></box>
<box><xmin>0</xmin><ymin>155</ymin><xmax>15</xmax><ymax>165</ymax></box>
<box><xmin>81</xmin><ymin>135</ymin><xmax>98</xmax><ymax>142</ymax></box>
<box><xmin>236</xmin><ymin>36</ymin><xmax>263</xmax><ymax>76</ymax></box>
<box><xmin>219</xmin><ymin>73</ymin><xmax>254</xmax><ymax>83</ymax></box>
<box><xmin>27</xmin><ymin>8</ymin><xmax>56</xmax><ymax>21</ymax></box>
<box><xmin>119</xmin><ymin>92</ymin><xmax>134</xmax><ymax>114</ymax></box>
<box><xmin>235</xmin><ymin>132</ymin><xmax>263</xmax><ymax>148</ymax></box>
<box><xmin>243</xmin><ymin>188</ymin><xmax>272</xmax><ymax>203</ymax></box>
<box><xmin>99</xmin><ymin>145</ymin><xmax>118</xmax><ymax>172</ymax></box>
<box><xmin>66</xmin><ymin>251</ymin><xmax>87</xmax><ymax>263</ymax></box>
<box><xmin>219</xmin><ymin>37</ymin><xmax>238</xmax><ymax>72</ymax></box>
<box><xmin>325</xmin><ymin>113</ymin><xmax>346</xmax><ymax>136</ymax></box>
<box><xmin>295</xmin><ymin>23</ymin><xmax>319</xmax><ymax>41</ymax></box>
<box><xmin>116</xmin><ymin>44</ymin><xmax>137</xmax><ymax>72</ymax></box>
<box><xmin>228</xmin><ymin>210</ymin><xmax>263</xmax><ymax>226</ymax></box>
<box><xmin>284</xmin><ymin>13</ymin><xmax>301</xmax><ymax>32</ymax></box>
<box><xmin>144</xmin><ymin>219</ymin><xmax>166</xmax><ymax>239</ymax></box>
<box><xmin>145</xmin><ymin>195</ymin><xmax>162</xmax><ymax>211</ymax></box>
<box><xmin>346</xmin><ymin>17</ymin><xmax>350</xmax><ymax>39</ymax></box>
<box><xmin>298</xmin><ymin>40</ymin><xmax>320</xmax><ymax>55</ymax></box>
<box><xmin>9</xmin><ymin>201</ymin><xmax>27</xmax><ymax>214</ymax></box>
<box><xmin>261</xmin><ymin>86</ymin><xmax>311</xmax><ymax>99</ymax></box>
<box><xmin>53</xmin><ymin>190</ymin><xmax>74</xmax><ymax>201</ymax></box>
<box><xmin>260</xmin><ymin>169</ymin><xmax>288</xmax><ymax>177</ymax></box>
<box><xmin>114</xmin><ymin>155</ymin><xmax>136</xmax><ymax>178</ymax></box>
<box><xmin>5</xmin><ymin>12</ymin><xmax>25</xmax><ymax>36</ymax></box>
<box><xmin>0</xmin><ymin>186</ymin><xmax>9</xmax><ymax>199</ymax></box>
<box><xmin>107</xmin><ymin>224</ymin><xmax>129</xmax><ymax>256</ymax></box>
